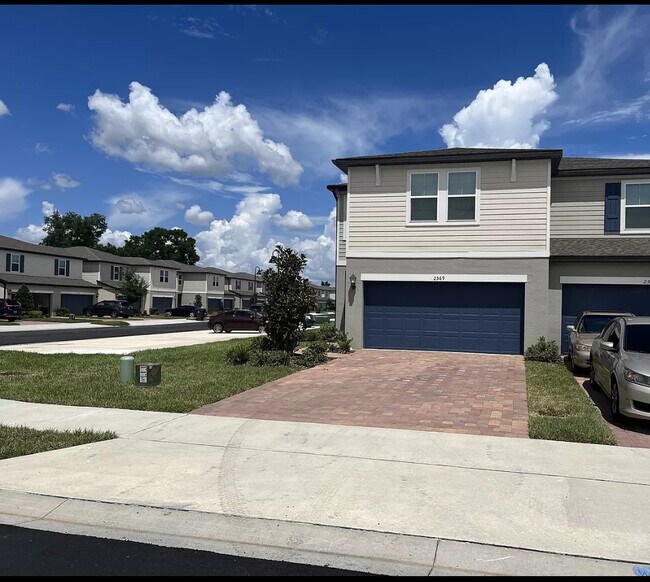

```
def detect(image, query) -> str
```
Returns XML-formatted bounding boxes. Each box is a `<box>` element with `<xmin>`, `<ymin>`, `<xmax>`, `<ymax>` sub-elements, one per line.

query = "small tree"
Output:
<box><xmin>262</xmin><ymin>245</ymin><xmax>317</xmax><ymax>353</ymax></box>
<box><xmin>193</xmin><ymin>294</ymin><xmax>203</xmax><ymax>308</ymax></box>
<box><xmin>15</xmin><ymin>284</ymin><xmax>34</xmax><ymax>312</ymax></box>
<box><xmin>118</xmin><ymin>267</ymin><xmax>149</xmax><ymax>307</ymax></box>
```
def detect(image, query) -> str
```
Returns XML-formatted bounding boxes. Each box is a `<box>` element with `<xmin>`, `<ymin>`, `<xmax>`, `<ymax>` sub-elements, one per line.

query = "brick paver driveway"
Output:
<box><xmin>193</xmin><ymin>350</ymin><xmax>529</xmax><ymax>438</ymax></box>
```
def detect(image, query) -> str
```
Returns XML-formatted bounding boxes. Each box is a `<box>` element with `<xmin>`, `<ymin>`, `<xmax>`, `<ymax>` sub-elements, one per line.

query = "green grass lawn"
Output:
<box><xmin>526</xmin><ymin>361</ymin><xmax>616</xmax><ymax>445</ymax></box>
<box><xmin>0</xmin><ymin>339</ymin><xmax>294</xmax><ymax>413</ymax></box>
<box><xmin>0</xmin><ymin>424</ymin><xmax>116</xmax><ymax>460</ymax></box>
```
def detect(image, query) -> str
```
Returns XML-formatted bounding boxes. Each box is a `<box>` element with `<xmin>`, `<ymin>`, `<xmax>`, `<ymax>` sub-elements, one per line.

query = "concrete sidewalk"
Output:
<box><xmin>0</xmin><ymin>318</ymin><xmax>202</xmax><ymax>333</ymax></box>
<box><xmin>1</xmin><ymin>398</ymin><xmax>649</xmax><ymax>575</ymax></box>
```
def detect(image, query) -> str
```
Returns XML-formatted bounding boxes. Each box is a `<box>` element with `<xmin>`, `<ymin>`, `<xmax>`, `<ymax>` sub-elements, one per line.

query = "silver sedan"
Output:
<box><xmin>590</xmin><ymin>317</ymin><xmax>650</xmax><ymax>421</ymax></box>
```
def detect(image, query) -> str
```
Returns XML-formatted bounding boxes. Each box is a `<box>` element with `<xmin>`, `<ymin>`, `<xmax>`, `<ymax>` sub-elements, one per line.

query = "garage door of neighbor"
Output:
<box><xmin>60</xmin><ymin>294</ymin><xmax>95</xmax><ymax>315</ymax></box>
<box><xmin>207</xmin><ymin>298</ymin><xmax>223</xmax><ymax>313</ymax></box>
<box><xmin>561</xmin><ymin>284</ymin><xmax>650</xmax><ymax>353</ymax></box>
<box><xmin>152</xmin><ymin>296</ymin><xmax>173</xmax><ymax>311</ymax></box>
<box><xmin>364</xmin><ymin>281</ymin><xmax>524</xmax><ymax>355</ymax></box>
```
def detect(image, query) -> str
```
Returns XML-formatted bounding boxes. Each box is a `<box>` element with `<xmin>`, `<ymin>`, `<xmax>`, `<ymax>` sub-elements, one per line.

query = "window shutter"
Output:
<box><xmin>54</xmin><ymin>259</ymin><xmax>59</xmax><ymax>275</ymax></box>
<box><xmin>605</xmin><ymin>182</ymin><xmax>621</xmax><ymax>233</ymax></box>
<box><xmin>19</xmin><ymin>255</ymin><xmax>24</xmax><ymax>273</ymax></box>
<box><xmin>5</xmin><ymin>253</ymin><xmax>10</xmax><ymax>272</ymax></box>
<box><xmin>65</xmin><ymin>260</ymin><xmax>70</xmax><ymax>277</ymax></box>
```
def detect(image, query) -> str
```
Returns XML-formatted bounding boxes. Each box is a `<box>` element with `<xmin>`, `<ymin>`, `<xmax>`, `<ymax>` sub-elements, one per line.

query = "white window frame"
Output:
<box><xmin>212</xmin><ymin>275</ymin><xmax>219</xmax><ymax>287</ymax></box>
<box><xmin>111</xmin><ymin>265</ymin><xmax>121</xmax><ymax>281</ymax></box>
<box><xmin>9</xmin><ymin>253</ymin><xmax>21</xmax><ymax>272</ymax></box>
<box><xmin>621</xmin><ymin>180</ymin><xmax>650</xmax><ymax>234</ymax></box>
<box><xmin>159</xmin><ymin>269</ymin><xmax>169</xmax><ymax>283</ymax></box>
<box><xmin>235</xmin><ymin>280</ymin><xmax>241</xmax><ymax>290</ymax></box>
<box><xmin>56</xmin><ymin>258</ymin><xmax>70</xmax><ymax>277</ymax></box>
<box><xmin>406</xmin><ymin>167</ymin><xmax>480</xmax><ymax>226</ymax></box>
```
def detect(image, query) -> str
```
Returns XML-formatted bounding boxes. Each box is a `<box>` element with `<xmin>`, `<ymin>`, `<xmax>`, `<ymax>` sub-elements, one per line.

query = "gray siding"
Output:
<box><xmin>2</xmin><ymin>249</ymin><xmax>84</xmax><ymax>280</ymax></box>
<box><xmin>337</xmin><ymin>192</ymin><xmax>347</xmax><ymax>264</ymax></box>
<box><xmin>347</xmin><ymin>160</ymin><xmax>550</xmax><ymax>255</ymax></box>
<box><xmin>550</xmin><ymin>174</ymin><xmax>650</xmax><ymax>238</ymax></box>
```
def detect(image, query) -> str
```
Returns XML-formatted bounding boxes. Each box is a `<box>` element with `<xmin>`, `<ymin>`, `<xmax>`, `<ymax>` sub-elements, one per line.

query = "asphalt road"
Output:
<box><xmin>0</xmin><ymin>524</ymin><xmax>367</xmax><ymax>576</ymax></box>
<box><xmin>0</xmin><ymin>321</ymin><xmax>207</xmax><ymax>346</ymax></box>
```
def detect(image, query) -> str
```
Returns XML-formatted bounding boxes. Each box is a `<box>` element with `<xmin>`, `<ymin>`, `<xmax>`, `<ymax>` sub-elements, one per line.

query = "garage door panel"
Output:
<box><xmin>60</xmin><ymin>294</ymin><xmax>95</xmax><ymax>316</ymax></box>
<box><xmin>152</xmin><ymin>297</ymin><xmax>173</xmax><ymax>311</ymax></box>
<box><xmin>364</xmin><ymin>281</ymin><xmax>523</xmax><ymax>355</ymax></box>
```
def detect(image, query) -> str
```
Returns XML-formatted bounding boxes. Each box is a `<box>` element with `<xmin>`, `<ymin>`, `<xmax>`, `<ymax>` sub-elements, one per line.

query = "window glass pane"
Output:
<box><xmin>448</xmin><ymin>196</ymin><xmax>476</xmax><ymax>220</ymax></box>
<box><xmin>411</xmin><ymin>173</ymin><xmax>437</xmax><ymax>197</ymax></box>
<box><xmin>626</xmin><ymin>206</ymin><xmax>650</xmax><ymax>229</ymax></box>
<box><xmin>410</xmin><ymin>198</ymin><xmax>437</xmax><ymax>221</ymax></box>
<box><xmin>626</xmin><ymin>183</ymin><xmax>650</xmax><ymax>205</ymax></box>
<box><xmin>448</xmin><ymin>172</ymin><xmax>476</xmax><ymax>196</ymax></box>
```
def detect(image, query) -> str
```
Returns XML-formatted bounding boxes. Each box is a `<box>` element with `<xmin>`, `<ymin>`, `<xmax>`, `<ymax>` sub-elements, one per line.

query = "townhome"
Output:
<box><xmin>227</xmin><ymin>272</ymin><xmax>265</xmax><ymax>309</ymax></box>
<box><xmin>309</xmin><ymin>283</ymin><xmax>335</xmax><ymax>311</ymax></box>
<box><xmin>328</xmin><ymin>147</ymin><xmax>650</xmax><ymax>354</ymax></box>
<box><xmin>0</xmin><ymin>235</ymin><xmax>98</xmax><ymax>314</ymax></box>
<box><xmin>161</xmin><ymin>261</ymin><xmax>231</xmax><ymax>313</ymax></box>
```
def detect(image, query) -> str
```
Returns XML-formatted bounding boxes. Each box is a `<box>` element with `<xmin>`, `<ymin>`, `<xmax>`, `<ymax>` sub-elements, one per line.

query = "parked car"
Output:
<box><xmin>246</xmin><ymin>304</ymin><xmax>315</xmax><ymax>330</ymax></box>
<box><xmin>163</xmin><ymin>305</ymin><xmax>207</xmax><ymax>319</ymax></box>
<box><xmin>83</xmin><ymin>300</ymin><xmax>134</xmax><ymax>318</ymax></box>
<box><xmin>208</xmin><ymin>309</ymin><xmax>264</xmax><ymax>333</ymax></box>
<box><xmin>0</xmin><ymin>299</ymin><xmax>21</xmax><ymax>321</ymax></box>
<box><xmin>590</xmin><ymin>316</ymin><xmax>650</xmax><ymax>420</ymax></box>
<box><xmin>566</xmin><ymin>311</ymin><xmax>634</xmax><ymax>373</ymax></box>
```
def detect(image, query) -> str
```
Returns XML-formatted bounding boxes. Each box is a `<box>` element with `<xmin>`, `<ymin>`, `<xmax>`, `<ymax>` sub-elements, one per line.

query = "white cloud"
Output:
<box><xmin>26</xmin><ymin>177</ymin><xmax>52</xmax><ymax>190</ymax></box>
<box><xmin>41</xmin><ymin>201</ymin><xmax>55</xmax><ymax>217</ymax></box>
<box><xmin>0</xmin><ymin>178</ymin><xmax>30</xmax><ymax>221</ymax></box>
<box><xmin>0</xmin><ymin>100</ymin><xmax>9</xmax><ymax>117</ymax></box>
<box><xmin>34</xmin><ymin>142</ymin><xmax>51</xmax><ymax>154</ymax></box>
<box><xmin>52</xmin><ymin>172</ymin><xmax>80</xmax><ymax>189</ymax></box>
<box><xmin>57</xmin><ymin>103</ymin><xmax>74</xmax><ymax>112</ymax></box>
<box><xmin>184</xmin><ymin>204</ymin><xmax>215</xmax><ymax>225</ymax></box>
<box><xmin>272</xmin><ymin>210</ymin><xmax>314</xmax><ymax>231</ymax></box>
<box><xmin>88</xmin><ymin>82</ymin><xmax>302</xmax><ymax>186</ymax></box>
<box><xmin>195</xmin><ymin>193</ymin><xmax>335</xmax><ymax>281</ymax></box>
<box><xmin>439</xmin><ymin>63</ymin><xmax>558</xmax><ymax>149</ymax></box>
<box><xmin>99</xmin><ymin>228</ymin><xmax>131</xmax><ymax>247</ymax></box>
<box><xmin>15</xmin><ymin>224</ymin><xmax>46</xmax><ymax>244</ymax></box>
<box><xmin>107</xmin><ymin>190</ymin><xmax>187</xmax><ymax>229</ymax></box>
<box><xmin>339</xmin><ymin>173</ymin><xmax>347</xmax><ymax>184</ymax></box>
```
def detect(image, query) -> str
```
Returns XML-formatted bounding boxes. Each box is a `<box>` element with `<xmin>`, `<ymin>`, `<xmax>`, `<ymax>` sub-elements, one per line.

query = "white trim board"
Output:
<box><xmin>348</xmin><ymin>251</ymin><xmax>550</xmax><ymax>259</ymax></box>
<box><xmin>560</xmin><ymin>276</ymin><xmax>650</xmax><ymax>286</ymax></box>
<box><xmin>360</xmin><ymin>274</ymin><xmax>528</xmax><ymax>283</ymax></box>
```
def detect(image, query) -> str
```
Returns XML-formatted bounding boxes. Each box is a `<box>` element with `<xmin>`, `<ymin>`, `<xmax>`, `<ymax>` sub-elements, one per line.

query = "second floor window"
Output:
<box><xmin>111</xmin><ymin>265</ymin><xmax>122</xmax><ymax>281</ymax></box>
<box><xmin>178</xmin><ymin>273</ymin><xmax>183</xmax><ymax>286</ymax></box>
<box><xmin>212</xmin><ymin>275</ymin><xmax>219</xmax><ymax>287</ymax></box>
<box><xmin>6</xmin><ymin>253</ymin><xmax>24</xmax><ymax>273</ymax></box>
<box><xmin>55</xmin><ymin>258</ymin><xmax>70</xmax><ymax>277</ymax></box>
<box><xmin>408</xmin><ymin>169</ymin><xmax>478</xmax><ymax>224</ymax></box>
<box><xmin>622</xmin><ymin>182</ymin><xmax>650</xmax><ymax>232</ymax></box>
<box><xmin>235</xmin><ymin>280</ymin><xmax>241</xmax><ymax>290</ymax></box>
<box><xmin>160</xmin><ymin>270</ymin><xmax>169</xmax><ymax>283</ymax></box>
<box><xmin>447</xmin><ymin>171</ymin><xmax>477</xmax><ymax>221</ymax></box>
<box><xmin>248</xmin><ymin>281</ymin><xmax>253</xmax><ymax>291</ymax></box>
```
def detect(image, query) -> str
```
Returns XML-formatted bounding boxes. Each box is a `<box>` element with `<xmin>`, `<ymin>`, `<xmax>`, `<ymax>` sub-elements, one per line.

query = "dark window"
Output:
<box><xmin>578</xmin><ymin>315</ymin><xmax>620</xmax><ymax>334</ymax></box>
<box><xmin>7</xmin><ymin>253</ymin><xmax>23</xmax><ymax>273</ymax></box>
<box><xmin>235</xmin><ymin>280</ymin><xmax>241</xmax><ymax>290</ymax></box>
<box><xmin>625</xmin><ymin>324</ymin><xmax>650</xmax><ymax>354</ymax></box>
<box><xmin>160</xmin><ymin>270</ymin><xmax>169</xmax><ymax>283</ymax></box>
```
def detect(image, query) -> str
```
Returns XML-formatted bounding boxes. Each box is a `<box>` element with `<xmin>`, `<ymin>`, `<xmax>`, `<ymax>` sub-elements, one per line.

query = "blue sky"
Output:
<box><xmin>1</xmin><ymin>5</ymin><xmax>650</xmax><ymax>280</ymax></box>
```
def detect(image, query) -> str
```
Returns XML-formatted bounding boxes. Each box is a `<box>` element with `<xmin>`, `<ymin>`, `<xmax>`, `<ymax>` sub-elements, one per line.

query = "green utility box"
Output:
<box><xmin>135</xmin><ymin>363</ymin><xmax>161</xmax><ymax>387</ymax></box>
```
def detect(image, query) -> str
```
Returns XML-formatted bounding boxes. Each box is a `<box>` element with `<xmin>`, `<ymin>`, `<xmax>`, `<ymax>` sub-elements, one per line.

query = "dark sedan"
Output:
<box><xmin>163</xmin><ymin>305</ymin><xmax>207</xmax><ymax>318</ymax></box>
<box><xmin>83</xmin><ymin>300</ymin><xmax>134</xmax><ymax>318</ymax></box>
<box><xmin>207</xmin><ymin>309</ymin><xmax>264</xmax><ymax>333</ymax></box>
<box><xmin>0</xmin><ymin>299</ymin><xmax>21</xmax><ymax>322</ymax></box>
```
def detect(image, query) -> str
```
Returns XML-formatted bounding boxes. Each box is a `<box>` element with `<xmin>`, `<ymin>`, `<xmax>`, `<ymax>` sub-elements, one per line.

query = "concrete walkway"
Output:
<box><xmin>0</xmin><ymin>318</ymin><xmax>202</xmax><ymax>333</ymax></box>
<box><xmin>0</xmin><ymin>398</ymin><xmax>649</xmax><ymax>575</ymax></box>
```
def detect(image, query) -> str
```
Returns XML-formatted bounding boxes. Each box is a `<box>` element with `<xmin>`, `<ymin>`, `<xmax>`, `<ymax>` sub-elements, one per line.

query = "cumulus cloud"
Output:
<box><xmin>184</xmin><ymin>204</ymin><xmax>215</xmax><ymax>225</ymax></box>
<box><xmin>272</xmin><ymin>210</ymin><xmax>314</xmax><ymax>231</ymax></box>
<box><xmin>41</xmin><ymin>201</ymin><xmax>55</xmax><ymax>217</ymax></box>
<box><xmin>0</xmin><ymin>100</ymin><xmax>9</xmax><ymax>117</ymax></box>
<box><xmin>34</xmin><ymin>143</ymin><xmax>51</xmax><ymax>154</ymax></box>
<box><xmin>99</xmin><ymin>228</ymin><xmax>132</xmax><ymax>247</ymax></box>
<box><xmin>0</xmin><ymin>178</ymin><xmax>30</xmax><ymax>221</ymax></box>
<box><xmin>52</xmin><ymin>172</ymin><xmax>80</xmax><ymax>189</ymax></box>
<box><xmin>195</xmin><ymin>193</ymin><xmax>335</xmax><ymax>281</ymax></box>
<box><xmin>88</xmin><ymin>82</ymin><xmax>302</xmax><ymax>186</ymax></box>
<box><xmin>57</xmin><ymin>103</ymin><xmax>74</xmax><ymax>112</ymax></box>
<box><xmin>439</xmin><ymin>63</ymin><xmax>558</xmax><ymax>149</ymax></box>
<box><xmin>107</xmin><ymin>190</ymin><xmax>188</xmax><ymax>229</ymax></box>
<box><xmin>15</xmin><ymin>224</ymin><xmax>46</xmax><ymax>244</ymax></box>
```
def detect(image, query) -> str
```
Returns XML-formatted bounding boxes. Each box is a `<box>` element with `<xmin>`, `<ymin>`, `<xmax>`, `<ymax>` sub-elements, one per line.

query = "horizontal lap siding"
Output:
<box><xmin>348</xmin><ymin>160</ymin><xmax>549</xmax><ymax>254</ymax></box>
<box><xmin>337</xmin><ymin>192</ymin><xmax>347</xmax><ymax>264</ymax></box>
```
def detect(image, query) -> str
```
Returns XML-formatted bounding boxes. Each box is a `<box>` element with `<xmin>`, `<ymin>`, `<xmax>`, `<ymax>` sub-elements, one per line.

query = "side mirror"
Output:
<box><xmin>566</xmin><ymin>325</ymin><xmax>576</xmax><ymax>333</ymax></box>
<box><xmin>601</xmin><ymin>341</ymin><xmax>615</xmax><ymax>351</ymax></box>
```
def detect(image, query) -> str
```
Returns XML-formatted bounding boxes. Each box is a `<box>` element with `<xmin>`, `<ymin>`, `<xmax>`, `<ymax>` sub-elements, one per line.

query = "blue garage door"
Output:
<box><xmin>561</xmin><ymin>284</ymin><xmax>650</xmax><ymax>353</ymax></box>
<box><xmin>364</xmin><ymin>282</ymin><xmax>524</xmax><ymax>355</ymax></box>
<box><xmin>207</xmin><ymin>298</ymin><xmax>223</xmax><ymax>313</ymax></box>
<box><xmin>60</xmin><ymin>293</ymin><xmax>95</xmax><ymax>316</ymax></box>
<box><xmin>152</xmin><ymin>296</ymin><xmax>173</xmax><ymax>311</ymax></box>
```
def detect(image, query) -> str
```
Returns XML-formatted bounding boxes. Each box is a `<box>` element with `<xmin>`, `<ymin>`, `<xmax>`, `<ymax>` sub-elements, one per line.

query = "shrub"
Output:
<box><xmin>335</xmin><ymin>334</ymin><xmax>353</xmax><ymax>354</ymax></box>
<box><xmin>16</xmin><ymin>284</ymin><xmax>34</xmax><ymax>312</ymax></box>
<box><xmin>301</xmin><ymin>340</ymin><xmax>329</xmax><ymax>367</ymax></box>
<box><xmin>318</xmin><ymin>322</ymin><xmax>339</xmax><ymax>342</ymax></box>
<box><xmin>249</xmin><ymin>349</ymin><xmax>292</xmax><ymax>367</ymax></box>
<box><xmin>249</xmin><ymin>335</ymin><xmax>273</xmax><ymax>351</ymax></box>
<box><xmin>525</xmin><ymin>336</ymin><xmax>562</xmax><ymax>364</ymax></box>
<box><xmin>301</xmin><ymin>328</ymin><xmax>321</xmax><ymax>343</ymax></box>
<box><xmin>149</xmin><ymin>308</ymin><xmax>159</xmax><ymax>316</ymax></box>
<box><xmin>225</xmin><ymin>343</ymin><xmax>251</xmax><ymax>365</ymax></box>
<box><xmin>25</xmin><ymin>310</ymin><xmax>46</xmax><ymax>319</ymax></box>
<box><xmin>54</xmin><ymin>307</ymin><xmax>70</xmax><ymax>317</ymax></box>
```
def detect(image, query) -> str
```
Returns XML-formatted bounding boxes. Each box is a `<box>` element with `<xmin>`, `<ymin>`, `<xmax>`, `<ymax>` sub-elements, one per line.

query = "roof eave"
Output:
<box><xmin>556</xmin><ymin>168</ymin><xmax>650</xmax><ymax>177</ymax></box>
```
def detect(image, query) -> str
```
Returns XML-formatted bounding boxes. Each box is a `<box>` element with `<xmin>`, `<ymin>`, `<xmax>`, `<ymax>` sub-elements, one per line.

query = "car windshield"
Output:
<box><xmin>578</xmin><ymin>315</ymin><xmax>619</xmax><ymax>334</ymax></box>
<box><xmin>624</xmin><ymin>324</ymin><xmax>650</xmax><ymax>354</ymax></box>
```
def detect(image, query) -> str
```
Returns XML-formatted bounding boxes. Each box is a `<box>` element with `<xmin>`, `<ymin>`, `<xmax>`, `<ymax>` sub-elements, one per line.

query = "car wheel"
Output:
<box><xmin>567</xmin><ymin>351</ymin><xmax>576</xmax><ymax>374</ymax></box>
<box><xmin>164</xmin><ymin>311</ymin><xmax>172</xmax><ymax>317</ymax></box>
<box><xmin>189</xmin><ymin>312</ymin><xmax>196</xmax><ymax>318</ymax></box>
<box><xmin>110</xmin><ymin>310</ymin><xmax>118</xmax><ymax>318</ymax></box>
<box><xmin>298</xmin><ymin>322</ymin><xmax>305</xmax><ymax>332</ymax></box>
<box><xmin>212</xmin><ymin>323</ymin><xmax>223</xmax><ymax>334</ymax></box>
<box><xmin>258</xmin><ymin>324</ymin><xmax>265</xmax><ymax>333</ymax></box>
<box><xmin>610</xmin><ymin>378</ymin><xmax>623</xmax><ymax>420</ymax></box>
<box><xmin>589</xmin><ymin>365</ymin><xmax>599</xmax><ymax>391</ymax></box>
<box><xmin>7</xmin><ymin>317</ymin><xmax>16</xmax><ymax>323</ymax></box>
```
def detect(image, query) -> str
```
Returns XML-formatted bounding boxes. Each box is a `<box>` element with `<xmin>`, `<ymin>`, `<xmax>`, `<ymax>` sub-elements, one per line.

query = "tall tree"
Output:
<box><xmin>121</xmin><ymin>227</ymin><xmax>199</xmax><ymax>265</ymax></box>
<box><xmin>118</xmin><ymin>268</ymin><xmax>149</xmax><ymax>307</ymax></box>
<box><xmin>262</xmin><ymin>245</ymin><xmax>316</xmax><ymax>353</ymax></box>
<box><xmin>42</xmin><ymin>211</ymin><xmax>108</xmax><ymax>248</ymax></box>
<box><xmin>15</xmin><ymin>284</ymin><xmax>34</xmax><ymax>312</ymax></box>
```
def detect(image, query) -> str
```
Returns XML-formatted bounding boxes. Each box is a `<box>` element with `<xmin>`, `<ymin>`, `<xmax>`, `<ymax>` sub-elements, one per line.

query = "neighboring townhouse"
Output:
<box><xmin>328</xmin><ymin>147</ymin><xmax>650</xmax><ymax>354</ymax></box>
<box><xmin>227</xmin><ymin>272</ymin><xmax>265</xmax><ymax>309</ymax></box>
<box><xmin>162</xmin><ymin>261</ymin><xmax>232</xmax><ymax>312</ymax></box>
<box><xmin>309</xmin><ymin>283</ymin><xmax>335</xmax><ymax>311</ymax></box>
<box><xmin>0</xmin><ymin>235</ymin><xmax>98</xmax><ymax>314</ymax></box>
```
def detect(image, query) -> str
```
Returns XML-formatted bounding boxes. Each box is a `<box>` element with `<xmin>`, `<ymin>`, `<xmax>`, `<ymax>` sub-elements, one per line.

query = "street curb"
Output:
<box><xmin>0</xmin><ymin>490</ymin><xmax>646</xmax><ymax>576</ymax></box>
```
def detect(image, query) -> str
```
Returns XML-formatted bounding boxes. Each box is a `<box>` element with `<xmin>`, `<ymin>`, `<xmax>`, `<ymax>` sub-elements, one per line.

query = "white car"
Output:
<box><xmin>590</xmin><ymin>316</ymin><xmax>650</xmax><ymax>421</ymax></box>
